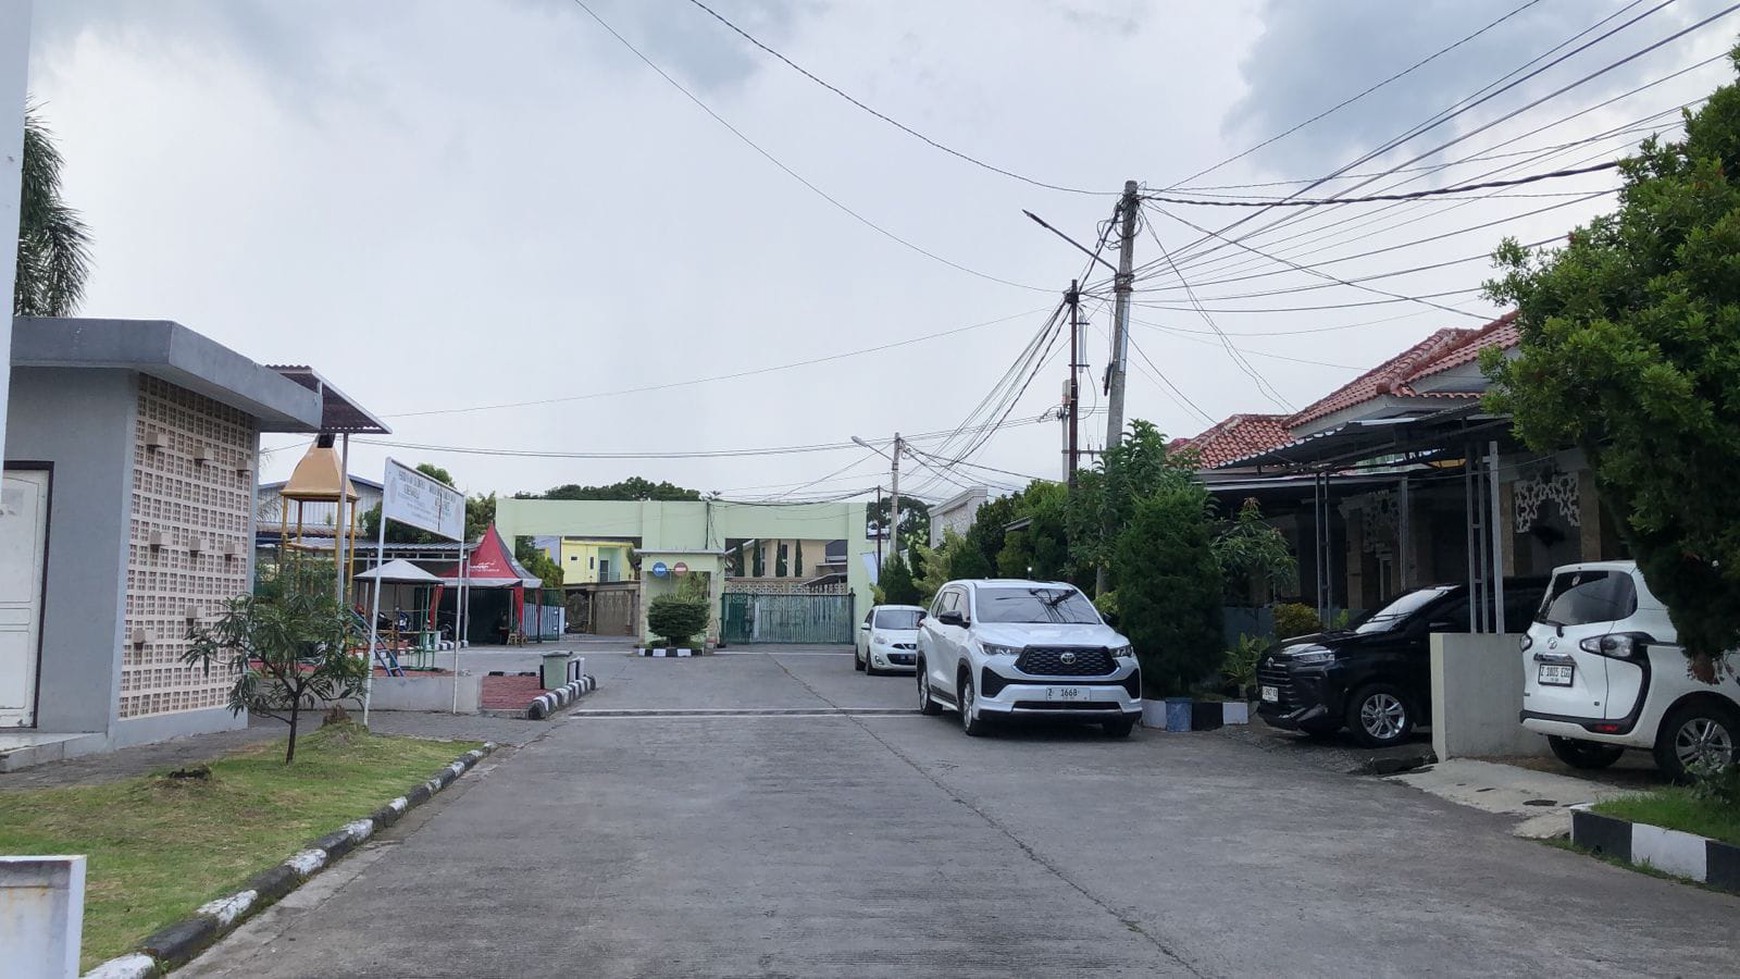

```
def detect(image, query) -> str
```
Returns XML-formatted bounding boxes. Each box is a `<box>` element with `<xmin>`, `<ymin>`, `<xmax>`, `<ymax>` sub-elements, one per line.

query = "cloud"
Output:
<box><xmin>30</xmin><ymin>0</ymin><xmax>814</xmax><ymax>101</ymax></box>
<box><xmin>1220</xmin><ymin>0</ymin><xmax>1727</xmax><ymax>179</ymax></box>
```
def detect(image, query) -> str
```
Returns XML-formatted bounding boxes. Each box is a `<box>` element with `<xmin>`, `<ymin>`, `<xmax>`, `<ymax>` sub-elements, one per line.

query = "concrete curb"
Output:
<box><xmin>636</xmin><ymin>647</ymin><xmax>712</xmax><ymax>657</ymax></box>
<box><xmin>527</xmin><ymin>674</ymin><xmax>598</xmax><ymax>720</ymax></box>
<box><xmin>1570</xmin><ymin>809</ymin><xmax>1740</xmax><ymax>893</ymax></box>
<box><xmin>82</xmin><ymin>742</ymin><xmax>499</xmax><ymax>978</ymax></box>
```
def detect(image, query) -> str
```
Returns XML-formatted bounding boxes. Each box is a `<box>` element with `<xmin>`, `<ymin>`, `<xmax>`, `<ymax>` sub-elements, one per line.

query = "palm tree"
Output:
<box><xmin>14</xmin><ymin>104</ymin><xmax>91</xmax><ymax>316</ymax></box>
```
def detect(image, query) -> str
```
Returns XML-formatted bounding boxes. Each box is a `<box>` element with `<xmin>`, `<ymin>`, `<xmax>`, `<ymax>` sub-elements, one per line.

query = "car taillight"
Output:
<box><xmin>1520</xmin><ymin>634</ymin><xmax>1534</xmax><ymax>652</ymax></box>
<box><xmin>1578</xmin><ymin>632</ymin><xmax>1655</xmax><ymax>659</ymax></box>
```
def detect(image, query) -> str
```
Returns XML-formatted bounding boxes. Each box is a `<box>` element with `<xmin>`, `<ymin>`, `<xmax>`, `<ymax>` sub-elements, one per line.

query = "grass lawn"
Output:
<box><xmin>0</xmin><ymin>724</ymin><xmax>481</xmax><ymax>970</ymax></box>
<box><xmin>1594</xmin><ymin>787</ymin><xmax>1740</xmax><ymax>847</ymax></box>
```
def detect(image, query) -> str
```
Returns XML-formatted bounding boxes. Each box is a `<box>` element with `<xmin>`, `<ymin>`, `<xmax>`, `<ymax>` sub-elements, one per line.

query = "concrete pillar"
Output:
<box><xmin>1578</xmin><ymin>470</ymin><xmax>1603</xmax><ymax>561</ymax></box>
<box><xmin>0</xmin><ymin>856</ymin><xmax>85</xmax><ymax>979</ymax></box>
<box><xmin>1498</xmin><ymin>482</ymin><xmax>1517</xmax><ymax>576</ymax></box>
<box><xmin>1344</xmin><ymin>508</ymin><xmax>1364</xmax><ymax>612</ymax></box>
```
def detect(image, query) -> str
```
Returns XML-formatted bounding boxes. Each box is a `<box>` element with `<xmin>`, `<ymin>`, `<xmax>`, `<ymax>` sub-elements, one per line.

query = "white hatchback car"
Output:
<box><xmin>916</xmin><ymin>579</ymin><xmax>1141</xmax><ymax>737</ymax></box>
<box><xmin>856</xmin><ymin>604</ymin><xmax>922</xmax><ymax>676</ymax></box>
<box><xmin>1521</xmin><ymin>560</ymin><xmax>1740</xmax><ymax>780</ymax></box>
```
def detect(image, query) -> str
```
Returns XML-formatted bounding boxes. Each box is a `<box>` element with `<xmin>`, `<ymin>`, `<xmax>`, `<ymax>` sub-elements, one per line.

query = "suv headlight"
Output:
<box><xmin>979</xmin><ymin>643</ymin><xmax>1022</xmax><ymax>657</ymax></box>
<box><xmin>1109</xmin><ymin>644</ymin><xmax>1134</xmax><ymax>659</ymax></box>
<box><xmin>1288</xmin><ymin>645</ymin><xmax>1335</xmax><ymax>666</ymax></box>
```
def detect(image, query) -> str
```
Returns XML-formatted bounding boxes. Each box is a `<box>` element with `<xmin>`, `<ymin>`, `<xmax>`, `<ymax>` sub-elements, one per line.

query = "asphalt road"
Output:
<box><xmin>187</xmin><ymin>646</ymin><xmax>1740</xmax><ymax>978</ymax></box>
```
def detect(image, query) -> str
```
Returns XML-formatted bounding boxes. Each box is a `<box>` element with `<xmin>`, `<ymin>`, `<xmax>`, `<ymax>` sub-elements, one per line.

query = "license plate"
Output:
<box><xmin>1261</xmin><ymin>685</ymin><xmax>1279</xmax><ymax>703</ymax></box>
<box><xmin>1047</xmin><ymin>686</ymin><xmax>1087</xmax><ymax>702</ymax></box>
<box><xmin>1538</xmin><ymin>663</ymin><xmax>1574</xmax><ymax>686</ymax></box>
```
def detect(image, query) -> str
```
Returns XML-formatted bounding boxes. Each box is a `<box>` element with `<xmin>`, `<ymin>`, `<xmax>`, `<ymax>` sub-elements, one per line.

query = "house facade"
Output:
<box><xmin>2</xmin><ymin>318</ymin><xmax>333</xmax><ymax>768</ymax></box>
<box><xmin>557</xmin><ymin>537</ymin><xmax>636</xmax><ymax>585</ymax></box>
<box><xmin>1177</xmin><ymin>312</ymin><xmax>1625</xmax><ymax>628</ymax></box>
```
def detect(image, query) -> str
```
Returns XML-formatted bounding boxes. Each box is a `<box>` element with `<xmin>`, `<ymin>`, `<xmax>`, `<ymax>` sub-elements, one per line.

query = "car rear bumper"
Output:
<box><xmin>1520</xmin><ymin>712</ymin><xmax>1651</xmax><ymax>747</ymax></box>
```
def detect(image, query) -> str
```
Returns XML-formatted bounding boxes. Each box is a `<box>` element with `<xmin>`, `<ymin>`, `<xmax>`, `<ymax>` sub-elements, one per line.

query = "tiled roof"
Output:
<box><xmin>1285</xmin><ymin>313</ymin><xmax>1519</xmax><ymax>429</ymax></box>
<box><xmin>1173</xmin><ymin>414</ymin><xmax>1296</xmax><ymax>469</ymax></box>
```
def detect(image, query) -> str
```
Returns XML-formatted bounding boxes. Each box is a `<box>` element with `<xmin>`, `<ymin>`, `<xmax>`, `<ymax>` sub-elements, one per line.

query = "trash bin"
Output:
<box><xmin>1164</xmin><ymin>697</ymin><xmax>1193</xmax><ymax>733</ymax></box>
<box><xmin>541</xmin><ymin>652</ymin><xmax>573</xmax><ymax>690</ymax></box>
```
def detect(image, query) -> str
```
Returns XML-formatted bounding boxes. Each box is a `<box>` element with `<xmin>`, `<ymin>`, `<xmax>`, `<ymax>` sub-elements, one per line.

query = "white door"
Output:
<box><xmin>0</xmin><ymin>470</ymin><xmax>50</xmax><ymax>727</ymax></box>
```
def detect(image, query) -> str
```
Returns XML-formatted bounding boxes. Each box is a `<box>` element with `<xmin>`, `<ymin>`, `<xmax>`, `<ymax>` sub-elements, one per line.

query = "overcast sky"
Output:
<box><xmin>24</xmin><ymin>0</ymin><xmax>1739</xmax><ymax>502</ymax></box>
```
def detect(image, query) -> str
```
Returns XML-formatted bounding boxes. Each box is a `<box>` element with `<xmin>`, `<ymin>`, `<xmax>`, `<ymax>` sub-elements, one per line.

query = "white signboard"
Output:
<box><xmin>381</xmin><ymin>458</ymin><xmax>464</xmax><ymax>542</ymax></box>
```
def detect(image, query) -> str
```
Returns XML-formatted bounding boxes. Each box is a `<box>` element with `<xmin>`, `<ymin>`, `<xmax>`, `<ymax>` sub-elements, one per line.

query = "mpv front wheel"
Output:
<box><xmin>1347</xmin><ymin>683</ymin><xmax>1414</xmax><ymax>748</ymax></box>
<box><xmin>958</xmin><ymin>670</ymin><xmax>989</xmax><ymax>737</ymax></box>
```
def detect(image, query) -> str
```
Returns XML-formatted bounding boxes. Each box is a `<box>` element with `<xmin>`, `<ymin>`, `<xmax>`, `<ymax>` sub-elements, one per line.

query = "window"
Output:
<box><xmin>1539</xmin><ymin>570</ymin><xmax>1638</xmax><ymax>626</ymax></box>
<box><xmin>1356</xmin><ymin>586</ymin><xmax>1456</xmax><ymax>634</ymax></box>
<box><xmin>874</xmin><ymin>609</ymin><xmax>922</xmax><ymax>630</ymax></box>
<box><xmin>973</xmin><ymin>586</ymin><xmax>1100</xmax><ymax>625</ymax></box>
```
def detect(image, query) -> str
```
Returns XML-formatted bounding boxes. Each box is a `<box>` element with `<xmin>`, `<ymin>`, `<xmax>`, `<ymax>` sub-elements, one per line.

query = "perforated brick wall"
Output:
<box><xmin>120</xmin><ymin>376</ymin><xmax>258</xmax><ymax>719</ymax></box>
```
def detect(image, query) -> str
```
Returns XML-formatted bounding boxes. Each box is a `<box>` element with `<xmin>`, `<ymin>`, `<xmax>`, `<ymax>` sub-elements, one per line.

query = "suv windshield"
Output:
<box><xmin>975</xmin><ymin>587</ymin><xmax>1101</xmax><ymax>624</ymax></box>
<box><xmin>1355</xmin><ymin>586</ymin><xmax>1456</xmax><ymax>634</ymax></box>
<box><xmin>874</xmin><ymin>609</ymin><xmax>922</xmax><ymax>630</ymax></box>
<box><xmin>1538</xmin><ymin>570</ymin><xmax>1637</xmax><ymax>626</ymax></box>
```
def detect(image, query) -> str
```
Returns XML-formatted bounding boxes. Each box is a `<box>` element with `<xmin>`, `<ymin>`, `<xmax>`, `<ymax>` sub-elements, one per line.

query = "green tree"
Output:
<box><xmin>514</xmin><ymin>537</ymin><xmax>565</xmax><ymax>592</ymax></box>
<box><xmin>880</xmin><ymin>553</ymin><xmax>921</xmax><ymax>606</ymax></box>
<box><xmin>185</xmin><ymin>561</ymin><xmax>367</xmax><ymax>764</ymax></box>
<box><xmin>793</xmin><ymin>540</ymin><xmax>804</xmax><ymax>578</ymax></box>
<box><xmin>1213</xmin><ymin>498</ymin><xmax>1298</xmax><ymax>602</ymax></box>
<box><xmin>1115</xmin><ymin>481</ymin><xmax>1224</xmax><ymax>698</ymax></box>
<box><xmin>15</xmin><ymin>104</ymin><xmax>92</xmax><ymax>317</ymax></box>
<box><xmin>752</xmin><ymin>541</ymin><xmax>765</xmax><ymax>577</ymax></box>
<box><xmin>995</xmin><ymin>481</ymin><xmax>1072</xmax><ymax>581</ymax></box>
<box><xmin>872</xmin><ymin>497</ymin><xmax>931</xmax><ymax>549</ymax></box>
<box><xmin>911</xmin><ymin>530</ymin><xmax>961</xmax><ymax>607</ymax></box>
<box><xmin>1483</xmin><ymin>50</ymin><xmax>1740</xmax><ymax>683</ymax></box>
<box><xmin>775</xmin><ymin>542</ymin><xmax>789</xmax><ymax>577</ymax></box>
<box><xmin>526</xmin><ymin>477</ymin><xmax>701</xmax><ymax>501</ymax></box>
<box><xmin>1069</xmin><ymin>420</ymin><xmax>1197</xmax><ymax>594</ymax></box>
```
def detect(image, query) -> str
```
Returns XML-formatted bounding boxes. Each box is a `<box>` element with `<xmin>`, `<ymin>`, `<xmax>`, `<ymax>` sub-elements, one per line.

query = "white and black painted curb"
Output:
<box><xmin>1571</xmin><ymin>809</ymin><xmax>1740</xmax><ymax>893</ymax></box>
<box><xmin>82</xmin><ymin>742</ymin><xmax>499</xmax><ymax>979</ymax></box>
<box><xmin>636</xmin><ymin>647</ymin><xmax>711</xmax><ymax>657</ymax></box>
<box><xmin>527</xmin><ymin>674</ymin><xmax>597</xmax><ymax>719</ymax></box>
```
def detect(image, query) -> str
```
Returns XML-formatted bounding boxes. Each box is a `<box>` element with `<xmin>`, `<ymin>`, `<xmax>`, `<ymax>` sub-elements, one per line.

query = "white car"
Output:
<box><xmin>856</xmin><ymin>605</ymin><xmax>922</xmax><ymax>675</ymax></box>
<box><xmin>1521</xmin><ymin>560</ymin><xmax>1740</xmax><ymax>780</ymax></box>
<box><xmin>916</xmin><ymin>579</ymin><xmax>1141</xmax><ymax>737</ymax></box>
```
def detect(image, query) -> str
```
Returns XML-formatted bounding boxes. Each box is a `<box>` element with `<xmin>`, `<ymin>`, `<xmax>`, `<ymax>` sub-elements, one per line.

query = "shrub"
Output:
<box><xmin>647</xmin><ymin>595</ymin><xmax>708</xmax><ymax>647</ymax></box>
<box><xmin>880</xmin><ymin>554</ymin><xmax>921</xmax><ymax>606</ymax></box>
<box><xmin>1221</xmin><ymin>633</ymin><xmax>1269</xmax><ymax>694</ymax></box>
<box><xmin>1274</xmin><ymin>602</ymin><xmax>1323</xmax><ymax>641</ymax></box>
<box><xmin>1115</xmin><ymin>483</ymin><xmax>1224</xmax><ymax>698</ymax></box>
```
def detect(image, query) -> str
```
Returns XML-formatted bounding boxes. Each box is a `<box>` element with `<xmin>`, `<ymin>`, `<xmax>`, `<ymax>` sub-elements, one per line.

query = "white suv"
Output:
<box><xmin>1521</xmin><ymin>560</ymin><xmax>1740</xmax><ymax>780</ymax></box>
<box><xmin>915</xmin><ymin>579</ymin><xmax>1141</xmax><ymax>737</ymax></box>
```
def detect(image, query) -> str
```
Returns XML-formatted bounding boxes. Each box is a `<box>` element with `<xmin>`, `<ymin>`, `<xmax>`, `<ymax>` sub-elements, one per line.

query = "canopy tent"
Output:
<box><xmin>433</xmin><ymin>525</ymin><xmax>544</xmax><ymax>642</ymax></box>
<box><xmin>356</xmin><ymin>558</ymin><xmax>442</xmax><ymax>583</ymax></box>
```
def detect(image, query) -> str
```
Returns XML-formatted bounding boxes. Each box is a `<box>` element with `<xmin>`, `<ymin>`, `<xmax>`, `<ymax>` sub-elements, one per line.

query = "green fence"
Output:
<box><xmin>721</xmin><ymin>592</ymin><xmax>854</xmax><ymax>644</ymax></box>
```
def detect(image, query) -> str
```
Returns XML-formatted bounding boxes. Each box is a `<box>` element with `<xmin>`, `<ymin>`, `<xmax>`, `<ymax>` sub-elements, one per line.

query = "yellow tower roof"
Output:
<box><xmin>281</xmin><ymin>440</ymin><xmax>359</xmax><ymax>502</ymax></box>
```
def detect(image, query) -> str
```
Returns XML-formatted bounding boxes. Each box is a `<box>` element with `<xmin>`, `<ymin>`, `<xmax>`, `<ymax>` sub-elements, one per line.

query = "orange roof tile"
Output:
<box><xmin>1285</xmin><ymin>313</ymin><xmax>1518</xmax><ymax>429</ymax></box>
<box><xmin>1174</xmin><ymin>414</ymin><xmax>1296</xmax><ymax>469</ymax></box>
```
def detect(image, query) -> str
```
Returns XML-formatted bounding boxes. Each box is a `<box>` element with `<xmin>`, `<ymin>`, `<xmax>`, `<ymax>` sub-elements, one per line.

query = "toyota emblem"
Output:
<box><xmin>1060</xmin><ymin>651</ymin><xmax>1077</xmax><ymax>665</ymax></box>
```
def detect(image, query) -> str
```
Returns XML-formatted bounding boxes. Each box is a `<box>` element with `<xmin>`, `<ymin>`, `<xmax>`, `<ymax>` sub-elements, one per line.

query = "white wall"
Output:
<box><xmin>1430</xmin><ymin>633</ymin><xmax>1551</xmax><ymax>760</ymax></box>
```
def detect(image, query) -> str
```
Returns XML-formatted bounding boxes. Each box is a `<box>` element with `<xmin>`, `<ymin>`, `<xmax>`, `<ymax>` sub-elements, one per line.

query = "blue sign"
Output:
<box><xmin>651</xmin><ymin>561</ymin><xmax>669</xmax><ymax>578</ymax></box>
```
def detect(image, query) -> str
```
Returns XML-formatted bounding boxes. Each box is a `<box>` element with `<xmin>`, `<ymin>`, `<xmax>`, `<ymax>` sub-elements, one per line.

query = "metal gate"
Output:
<box><xmin>721</xmin><ymin>592</ymin><xmax>853</xmax><ymax>644</ymax></box>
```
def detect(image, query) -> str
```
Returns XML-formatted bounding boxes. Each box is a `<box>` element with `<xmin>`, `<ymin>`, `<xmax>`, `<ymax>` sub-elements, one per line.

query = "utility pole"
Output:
<box><xmin>1064</xmin><ymin>279</ymin><xmax>1082</xmax><ymax>491</ymax></box>
<box><xmin>1096</xmin><ymin>180</ymin><xmax>1139</xmax><ymax>598</ymax></box>
<box><xmin>889</xmin><ymin>433</ymin><xmax>902</xmax><ymax>565</ymax></box>
<box><xmin>1104</xmin><ymin>179</ymin><xmax>1139</xmax><ymax>453</ymax></box>
<box><xmin>0</xmin><ymin>1</ymin><xmax>33</xmax><ymax>461</ymax></box>
<box><xmin>874</xmin><ymin>485</ymin><xmax>884</xmax><ymax>574</ymax></box>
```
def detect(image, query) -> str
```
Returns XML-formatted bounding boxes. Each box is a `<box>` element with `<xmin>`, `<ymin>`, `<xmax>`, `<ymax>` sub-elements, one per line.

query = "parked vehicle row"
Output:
<box><xmin>1255</xmin><ymin>558</ymin><xmax>1740</xmax><ymax>779</ymax></box>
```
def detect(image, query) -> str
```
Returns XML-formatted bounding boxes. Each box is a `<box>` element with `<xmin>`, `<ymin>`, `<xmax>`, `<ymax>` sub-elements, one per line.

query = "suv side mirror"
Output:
<box><xmin>937</xmin><ymin>610</ymin><xmax>968</xmax><ymax>627</ymax></box>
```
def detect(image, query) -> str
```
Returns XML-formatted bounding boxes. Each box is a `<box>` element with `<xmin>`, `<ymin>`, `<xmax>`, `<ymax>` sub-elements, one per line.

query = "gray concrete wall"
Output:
<box><xmin>112</xmin><ymin>705</ymin><xmax>246</xmax><ymax>748</ymax></box>
<box><xmin>5</xmin><ymin>368</ymin><xmax>137</xmax><ymax>734</ymax></box>
<box><xmin>314</xmin><ymin>674</ymin><xmax>482</xmax><ymax>714</ymax></box>
<box><xmin>1430</xmin><ymin>633</ymin><xmax>1550</xmax><ymax>760</ymax></box>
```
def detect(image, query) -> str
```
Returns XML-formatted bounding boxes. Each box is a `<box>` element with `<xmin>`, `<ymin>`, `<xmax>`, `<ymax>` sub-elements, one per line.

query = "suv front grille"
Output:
<box><xmin>1015</xmin><ymin>646</ymin><xmax>1116</xmax><ymax>676</ymax></box>
<box><xmin>1257</xmin><ymin>662</ymin><xmax>1296</xmax><ymax>708</ymax></box>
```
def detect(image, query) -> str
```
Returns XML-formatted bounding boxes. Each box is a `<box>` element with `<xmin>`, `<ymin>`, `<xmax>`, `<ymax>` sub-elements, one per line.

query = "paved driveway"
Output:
<box><xmin>187</xmin><ymin>647</ymin><xmax>1739</xmax><ymax>977</ymax></box>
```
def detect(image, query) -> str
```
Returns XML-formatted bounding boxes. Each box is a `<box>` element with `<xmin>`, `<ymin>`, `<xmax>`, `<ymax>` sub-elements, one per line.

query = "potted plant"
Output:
<box><xmin>1218</xmin><ymin>633</ymin><xmax>1269</xmax><ymax>725</ymax></box>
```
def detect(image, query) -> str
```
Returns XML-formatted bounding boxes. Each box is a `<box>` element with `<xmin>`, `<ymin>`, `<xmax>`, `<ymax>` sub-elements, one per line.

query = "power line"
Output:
<box><xmin>678</xmin><ymin>0</ymin><xmax>1110</xmax><ymax>196</ymax></box>
<box><xmin>1129</xmin><ymin>287</ymin><xmax>1485</xmax><ymax>315</ymax></box>
<box><xmin>1138</xmin><ymin>208</ymin><xmax>1293</xmax><ymax>410</ymax></box>
<box><xmin>386</xmin><ymin>306</ymin><xmax>1046</xmax><ymax>418</ymax></box>
<box><xmin>563</xmin><ymin>0</ymin><xmax>1051</xmax><ymax>293</ymax></box>
<box><xmin>1123</xmin><ymin>330</ymin><xmax>1217</xmax><ymax>427</ymax></box>
<box><xmin>1144</xmin><ymin>161</ymin><xmax>1621</xmax><ymax>206</ymax></box>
